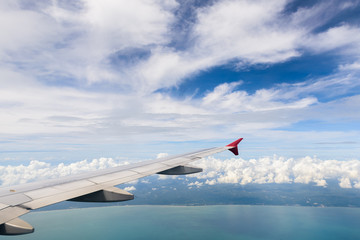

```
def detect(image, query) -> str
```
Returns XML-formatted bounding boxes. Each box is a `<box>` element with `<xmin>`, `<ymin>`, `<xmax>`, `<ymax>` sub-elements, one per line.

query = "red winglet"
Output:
<box><xmin>226</xmin><ymin>138</ymin><xmax>243</xmax><ymax>156</ymax></box>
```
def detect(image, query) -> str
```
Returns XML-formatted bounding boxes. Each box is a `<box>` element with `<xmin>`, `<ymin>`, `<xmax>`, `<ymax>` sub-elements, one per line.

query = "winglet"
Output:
<box><xmin>226</xmin><ymin>138</ymin><xmax>243</xmax><ymax>155</ymax></box>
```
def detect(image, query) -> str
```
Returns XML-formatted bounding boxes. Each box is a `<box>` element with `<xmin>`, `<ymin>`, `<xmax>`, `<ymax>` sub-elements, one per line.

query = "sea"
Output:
<box><xmin>6</xmin><ymin>205</ymin><xmax>360</xmax><ymax>240</ymax></box>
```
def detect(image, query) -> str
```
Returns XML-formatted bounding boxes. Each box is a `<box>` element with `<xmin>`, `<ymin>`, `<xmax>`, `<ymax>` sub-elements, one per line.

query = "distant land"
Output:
<box><xmin>37</xmin><ymin>176</ymin><xmax>360</xmax><ymax>211</ymax></box>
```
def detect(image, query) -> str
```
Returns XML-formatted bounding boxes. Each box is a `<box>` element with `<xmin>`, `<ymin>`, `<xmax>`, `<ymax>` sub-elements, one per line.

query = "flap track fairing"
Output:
<box><xmin>68</xmin><ymin>187</ymin><xmax>134</xmax><ymax>202</ymax></box>
<box><xmin>0</xmin><ymin>218</ymin><xmax>34</xmax><ymax>235</ymax></box>
<box><xmin>157</xmin><ymin>165</ymin><xmax>202</xmax><ymax>175</ymax></box>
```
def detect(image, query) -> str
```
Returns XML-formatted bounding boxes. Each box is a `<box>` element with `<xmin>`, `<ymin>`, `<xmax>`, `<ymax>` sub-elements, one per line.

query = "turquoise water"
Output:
<box><xmin>6</xmin><ymin>205</ymin><xmax>360</xmax><ymax>240</ymax></box>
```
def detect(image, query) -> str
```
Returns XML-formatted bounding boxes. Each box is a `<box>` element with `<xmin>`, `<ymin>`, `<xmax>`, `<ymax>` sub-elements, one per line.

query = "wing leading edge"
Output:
<box><xmin>0</xmin><ymin>138</ymin><xmax>243</xmax><ymax>235</ymax></box>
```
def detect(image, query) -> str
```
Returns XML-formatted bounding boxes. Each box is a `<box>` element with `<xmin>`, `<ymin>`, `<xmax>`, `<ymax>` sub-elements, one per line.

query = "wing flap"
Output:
<box><xmin>0</xmin><ymin>194</ymin><xmax>32</xmax><ymax>206</ymax></box>
<box><xmin>24</xmin><ymin>187</ymin><xmax>63</xmax><ymax>199</ymax></box>
<box><xmin>21</xmin><ymin>184</ymin><xmax>104</xmax><ymax>210</ymax></box>
<box><xmin>0</xmin><ymin>203</ymin><xmax>8</xmax><ymax>210</ymax></box>
<box><xmin>0</xmin><ymin>207</ymin><xmax>29</xmax><ymax>224</ymax></box>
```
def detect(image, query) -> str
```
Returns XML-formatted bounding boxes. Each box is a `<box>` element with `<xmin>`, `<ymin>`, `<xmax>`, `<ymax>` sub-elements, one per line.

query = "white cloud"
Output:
<box><xmin>156</xmin><ymin>153</ymin><xmax>169</xmax><ymax>159</ymax></box>
<box><xmin>304</xmin><ymin>25</ymin><xmax>360</xmax><ymax>54</ymax></box>
<box><xmin>124</xmin><ymin>186</ymin><xmax>136</xmax><ymax>192</ymax></box>
<box><xmin>0</xmin><ymin>0</ymin><xmax>177</xmax><ymax>86</ymax></box>
<box><xmin>0</xmin><ymin>1</ymin><xmax>349</xmax><ymax>92</ymax></box>
<box><xmin>0</xmin><ymin>0</ymin><xmax>359</xmax><ymax>161</ymax></box>
<box><xmin>83</xmin><ymin>0</ymin><xmax>176</xmax><ymax>46</ymax></box>
<box><xmin>205</xmin><ymin>179</ymin><xmax>216</xmax><ymax>185</ymax></box>
<box><xmin>2</xmin><ymin>155</ymin><xmax>360</xmax><ymax>190</ymax></box>
<box><xmin>187</xmin><ymin>181</ymin><xmax>203</xmax><ymax>188</ymax></box>
<box><xmin>1</xmin><ymin>0</ymin><xmax>360</xmax><ymax>93</ymax></box>
<box><xmin>0</xmin><ymin>2</ymin><xmax>59</xmax><ymax>56</ymax></box>
<box><xmin>339</xmin><ymin>61</ymin><xmax>360</xmax><ymax>70</ymax></box>
<box><xmin>0</xmin><ymin>158</ymin><xmax>128</xmax><ymax>186</ymax></box>
<box><xmin>77</xmin><ymin>0</ymin><xmax>178</xmax><ymax>84</ymax></box>
<box><xmin>339</xmin><ymin>177</ymin><xmax>352</xmax><ymax>188</ymax></box>
<box><xmin>192</xmin><ymin>0</ymin><xmax>301</xmax><ymax>64</ymax></box>
<box><xmin>0</xmin><ymin>61</ymin><xmax>359</xmax><ymax>152</ymax></box>
<box><xmin>192</xmin><ymin>156</ymin><xmax>360</xmax><ymax>189</ymax></box>
<box><xmin>201</xmin><ymin>80</ymin><xmax>318</xmax><ymax>112</ymax></box>
<box><xmin>125</xmin><ymin>0</ymin><xmax>305</xmax><ymax>92</ymax></box>
<box><xmin>128</xmin><ymin>0</ymin><xmax>360</xmax><ymax>92</ymax></box>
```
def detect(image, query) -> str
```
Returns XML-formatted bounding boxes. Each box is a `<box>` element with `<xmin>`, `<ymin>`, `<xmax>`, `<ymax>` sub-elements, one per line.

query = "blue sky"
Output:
<box><xmin>0</xmin><ymin>0</ymin><xmax>360</xmax><ymax>166</ymax></box>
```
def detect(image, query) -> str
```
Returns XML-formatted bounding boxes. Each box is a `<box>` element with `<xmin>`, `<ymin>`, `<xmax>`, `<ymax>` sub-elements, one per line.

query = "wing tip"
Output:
<box><xmin>226</xmin><ymin>138</ymin><xmax>243</xmax><ymax>148</ymax></box>
<box><xmin>226</xmin><ymin>138</ymin><xmax>243</xmax><ymax>155</ymax></box>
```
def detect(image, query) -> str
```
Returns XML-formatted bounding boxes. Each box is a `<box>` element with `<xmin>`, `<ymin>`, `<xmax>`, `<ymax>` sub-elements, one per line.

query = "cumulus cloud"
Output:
<box><xmin>2</xmin><ymin>156</ymin><xmax>360</xmax><ymax>190</ymax></box>
<box><xmin>187</xmin><ymin>181</ymin><xmax>203</xmax><ymax>188</ymax></box>
<box><xmin>192</xmin><ymin>156</ymin><xmax>360</xmax><ymax>188</ymax></box>
<box><xmin>124</xmin><ymin>186</ymin><xmax>136</xmax><ymax>192</ymax></box>
<box><xmin>0</xmin><ymin>158</ymin><xmax>129</xmax><ymax>186</ymax></box>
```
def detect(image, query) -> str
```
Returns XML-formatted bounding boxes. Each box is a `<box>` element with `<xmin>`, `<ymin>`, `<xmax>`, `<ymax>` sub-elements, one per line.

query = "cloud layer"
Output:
<box><xmin>0</xmin><ymin>158</ymin><xmax>128</xmax><ymax>186</ymax></box>
<box><xmin>2</xmin><ymin>156</ymin><xmax>360</xmax><ymax>189</ymax></box>
<box><xmin>193</xmin><ymin>156</ymin><xmax>360</xmax><ymax>188</ymax></box>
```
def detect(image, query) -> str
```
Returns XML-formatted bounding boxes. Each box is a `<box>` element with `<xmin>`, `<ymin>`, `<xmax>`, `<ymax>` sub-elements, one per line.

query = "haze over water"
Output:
<box><xmin>6</xmin><ymin>205</ymin><xmax>360</xmax><ymax>240</ymax></box>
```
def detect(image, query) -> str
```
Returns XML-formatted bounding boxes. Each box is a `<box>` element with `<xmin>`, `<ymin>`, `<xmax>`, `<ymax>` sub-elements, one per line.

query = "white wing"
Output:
<box><xmin>0</xmin><ymin>138</ymin><xmax>243</xmax><ymax>235</ymax></box>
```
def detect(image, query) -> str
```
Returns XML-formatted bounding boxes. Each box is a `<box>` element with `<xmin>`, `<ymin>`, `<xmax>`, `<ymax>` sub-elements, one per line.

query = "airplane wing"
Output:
<box><xmin>0</xmin><ymin>138</ymin><xmax>243</xmax><ymax>235</ymax></box>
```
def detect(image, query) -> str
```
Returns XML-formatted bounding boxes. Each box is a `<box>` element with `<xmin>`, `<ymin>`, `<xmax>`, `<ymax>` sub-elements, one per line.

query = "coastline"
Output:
<box><xmin>32</xmin><ymin>203</ymin><xmax>360</xmax><ymax>214</ymax></box>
